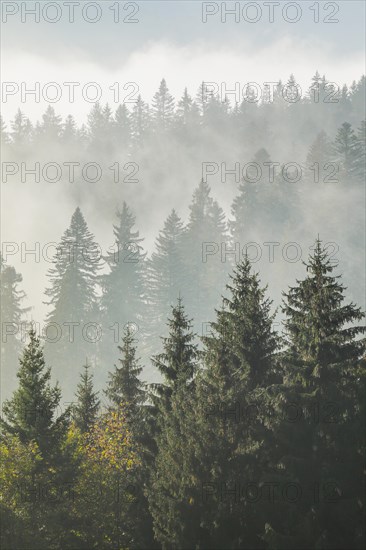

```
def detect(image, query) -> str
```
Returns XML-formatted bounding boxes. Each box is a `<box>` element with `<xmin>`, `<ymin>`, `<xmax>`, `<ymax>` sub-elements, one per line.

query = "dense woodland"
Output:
<box><xmin>1</xmin><ymin>72</ymin><xmax>365</xmax><ymax>549</ymax></box>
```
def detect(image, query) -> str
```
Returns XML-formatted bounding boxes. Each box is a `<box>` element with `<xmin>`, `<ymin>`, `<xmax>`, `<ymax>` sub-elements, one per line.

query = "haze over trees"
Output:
<box><xmin>1</xmin><ymin>72</ymin><xmax>365</xmax><ymax>548</ymax></box>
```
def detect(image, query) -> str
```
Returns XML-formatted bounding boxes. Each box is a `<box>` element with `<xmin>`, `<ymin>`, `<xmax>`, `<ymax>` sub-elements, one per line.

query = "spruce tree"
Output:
<box><xmin>61</xmin><ymin>114</ymin><xmax>77</xmax><ymax>146</ymax></box>
<box><xmin>265</xmin><ymin>239</ymin><xmax>365</xmax><ymax>549</ymax></box>
<box><xmin>230</xmin><ymin>149</ymin><xmax>271</xmax><ymax>244</ymax></box>
<box><xmin>150</xmin><ymin>297</ymin><xmax>198</xmax><ymax>410</ymax></box>
<box><xmin>73</xmin><ymin>361</ymin><xmax>100</xmax><ymax>433</ymax></box>
<box><xmin>100</xmin><ymin>202</ymin><xmax>146</xmax><ymax>373</ymax></box>
<box><xmin>10</xmin><ymin>109</ymin><xmax>33</xmax><ymax>149</ymax></box>
<box><xmin>306</xmin><ymin>130</ymin><xmax>333</xmax><ymax>183</ymax></box>
<box><xmin>0</xmin><ymin>115</ymin><xmax>10</xmax><ymax>148</ymax></box>
<box><xmin>183</xmin><ymin>180</ymin><xmax>230</xmax><ymax>335</ymax></box>
<box><xmin>354</xmin><ymin>119</ymin><xmax>366</xmax><ymax>182</ymax></box>
<box><xmin>105</xmin><ymin>326</ymin><xmax>156</xmax><ymax>549</ymax></box>
<box><xmin>131</xmin><ymin>95</ymin><xmax>151</xmax><ymax>148</ymax></box>
<box><xmin>39</xmin><ymin>105</ymin><xmax>63</xmax><ymax>142</ymax></box>
<box><xmin>1</xmin><ymin>329</ymin><xmax>67</xmax><ymax>458</ymax></box>
<box><xmin>1</xmin><ymin>259</ymin><xmax>31</xmax><ymax>398</ymax></box>
<box><xmin>333</xmin><ymin>122</ymin><xmax>361</xmax><ymax>180</ymax></box>
<box><xmin>147</xmin><ymin>298</ymin><xmax>198</xmax><ymax>548</ymax></box>
<box><xmin>113</xmin><ymin>103</ymin><xmax>132</xmax><ymax>154</ymax></box>
<box><xmin>105</xmin><ymin>325</ymin><xmax>145</xmax><ymax>420</ymax></box>
<box><xmin>152</xmin><ymin>78</ymin><xmax>175</xmax><ymax>131</ymax></box>
<box><xmin>44</xmin><ymin>207</ymin><xmax>101</xmax><ymax>398</ymax></box>
<box><xmin>149</xmin><ymin>259</ymin><xmax>279</xmax><ymax>549</ymax></box>
<box><xmin>146</xmin><ymin>209</ymin><xmax>187</xmax><ymax>348</ymax></box>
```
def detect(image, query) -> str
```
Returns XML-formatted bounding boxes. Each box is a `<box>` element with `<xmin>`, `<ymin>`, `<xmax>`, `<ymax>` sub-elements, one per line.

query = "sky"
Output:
<box><xmin>1</xmin><ymin>1</ymin><xmax>365</xmax><ymax>122</ymax></box>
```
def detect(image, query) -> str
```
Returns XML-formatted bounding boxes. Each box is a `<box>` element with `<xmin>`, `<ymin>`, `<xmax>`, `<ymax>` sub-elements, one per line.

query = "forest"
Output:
<box><xmin>1</xmin><ymin>73</ymin><xmax>365</xmax><ymax>549</ymax></box>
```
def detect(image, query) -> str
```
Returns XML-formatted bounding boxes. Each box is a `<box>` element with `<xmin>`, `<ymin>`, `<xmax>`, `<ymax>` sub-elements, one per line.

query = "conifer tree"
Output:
<box><xmin>151</xmin><ymin>297</ymin><xmax>198</xmax><ymax>411</ymax></box>
<box><xmin>147</xmin><ymin>298</ymin><xmax>198</xmax><ymax>547</ymax></box>
<box><xmin>176</xmin><ymin>88</ymin><xmax>193</xmax><ymax>125</ymax></box>
<box><xmin>105</xmin><ymin>326</ymin><xmax>156</xmax><ymax>549</ymax></box>
<box><xmin>105</xmin><ymin>325</ymin><xmax>145</xmax><ymax>420</ymax></box>
<box><xmin>306</xmin><ymin>130</ymin><xmax>334</xmax><ymax>183</ymax></box>
<box><xmin>1</xmin><ymin>259</ymin><xmax>31</xmax><ymax>397</ymax></box>
<box><xmin>183</xmin><ymin>180</ymin><xmax>230</xmax><ymax>334</ymax></box>
<box><xmin>113</xmin><ymin>103</ymin><xmax>132</xmax><ymax>153</ymax></box>
<box><xmin>100</xmin><ymin>203</ymin><xmax>146</xmax><ymax>372</ymax></box>
<box><xmin>10</xmin><ymin>109</ymin><xmax>33</xmax><ymax>148</ymax></box>
<box><xmin>0</xmin><ymin>115</ymin><xmax>10</xmax><ymax>147</ymax></box>
<box><xmin>149</xmin><ymin>259</ymin><xmax>279</xmax><ymax>549</ymax></box>
<box><xmin>146</xmin><ymin>209</ymin><xmax>187</xmax><ymax>347</ymax></box>
<box><xmin>39</xmin><ymin>105</ymin><xmax>63</xmax><ymax>142</ymax></box>
<box><xmin>354</xmin><ymin>119</ymin><xmax>366</xmax><ymax>182</ymax></box>
<box><xmin>131</xmin><ymin>95</ymin><xmax>151</xmax><ymax>147</ymax></box>
<box><xmin>1</xmin><ymin>329</ymin><xmax>67</xmax><ymax>458</ymax></box>
<box><xmin>230</xmin><ymin>148</ymin><xmax>272</xmax><ymax>243</ymax></box>
<box><xmin>73</xmin><ymin>361</ymin><xmax>100</xmax><ymax>433</ymax></box>
<box><xmin>61</xmin><ymin>114</ymin><xmax>77</xmax><ymax>146</ymax></box>
<box><xmin>265</xmin><ymin>239</ymin><xmax>365</xmax><ymax>549</ymax></box>
<box><xmin>44</xmin><ymin>207</ymin><xmax>102</xmax><ymax>397</ymax></box>
<box><xmin>333</xmin><ymin>121</ymin><xmax>361</xmax><ymax>180</ymax></box>
<box><xmin>152</xmin><ymin>78</ymin><xmax>175</xmax><ymax>131</ymax></box>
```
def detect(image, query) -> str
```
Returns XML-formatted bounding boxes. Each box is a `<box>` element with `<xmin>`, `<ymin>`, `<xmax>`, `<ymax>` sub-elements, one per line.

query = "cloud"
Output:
<box><xmin>2</xmin><ymin>35</ymin><xmax>364</xmax><ymax>124</ymax></box>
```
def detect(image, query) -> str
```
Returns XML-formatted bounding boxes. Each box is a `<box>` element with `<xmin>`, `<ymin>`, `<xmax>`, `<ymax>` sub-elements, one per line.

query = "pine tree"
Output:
<box><xmin>44</xmin><ymin>207</ymin><xmax>102</xmax><ymax>398</ymax></box>
<box><xmin>1</xmin><ymin>259</ymin><xmax>31</xmax><ymax>398</ymax></box>
<box><xmin>73</xmin><ymin>361</ymin><xmax>100</xmax><ymax>433</ymax></box>
<box><xmin>152</xmin><ymin>78</ymin><xmax>175</xmax><ymax>131</ymax></box>
<box><xmin>265</xmin><ymin>239</ymin><xmax>366</xmax><ymax>549</ymax></box>
<box><xmin>1</xmin><ymin>329</ymin><xmax>67</xmax><ymax>458</ymax></box>
<box><xmin>100</xmin><ymin>203</ymin><xmax>146</xmax><ymax>372</ymax></box>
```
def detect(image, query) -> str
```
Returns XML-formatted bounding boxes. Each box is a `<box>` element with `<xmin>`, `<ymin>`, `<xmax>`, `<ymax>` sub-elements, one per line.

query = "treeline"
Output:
<box><xmin>1</xmin><ymin>241</ymin><xmax>365</xmax><ymax>549</ymax></box>
<box><xmin>1</xmin><ymin>73</ymin><xmax>365</xmax><ymax>165</ymax></box>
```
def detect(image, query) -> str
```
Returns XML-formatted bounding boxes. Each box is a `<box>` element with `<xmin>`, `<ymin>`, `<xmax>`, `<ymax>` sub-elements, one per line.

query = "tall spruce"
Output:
<box><xmin>264</xmin><ymin>239</ymin><xmax>366</xmax><ymax>549</ymax></box>
<box><xmin>150</xmin><ymin>297</ymin><xmax>198</xmax><ymax>411</ymax></box>
<box><xmin>147</xmin><ymin>298</ymin><xmax>198</xmax><ymax>548</ymax></box>
<box><xmin>148</xmin><ymin>259</ymin><xmax>279</xmax><ymax>549</ymax></box>
<box><xmin>44</xmin><ymin>207</ymin><xmax>101</xmax><ymax>397</ymax></box>
<box><xmin>146</xmin><ymin>209</ymin><xmax>187</xmax><ymax>348</ymax></box>
<box><xmin>183</xmin><ymin>180</ymin><xmax>230</xmax><ymax>335</ymax></box>
<box><xmin>100</xmin><ymin>202</ymin><xmax>146</xmax><ymax>373</ymax></box>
